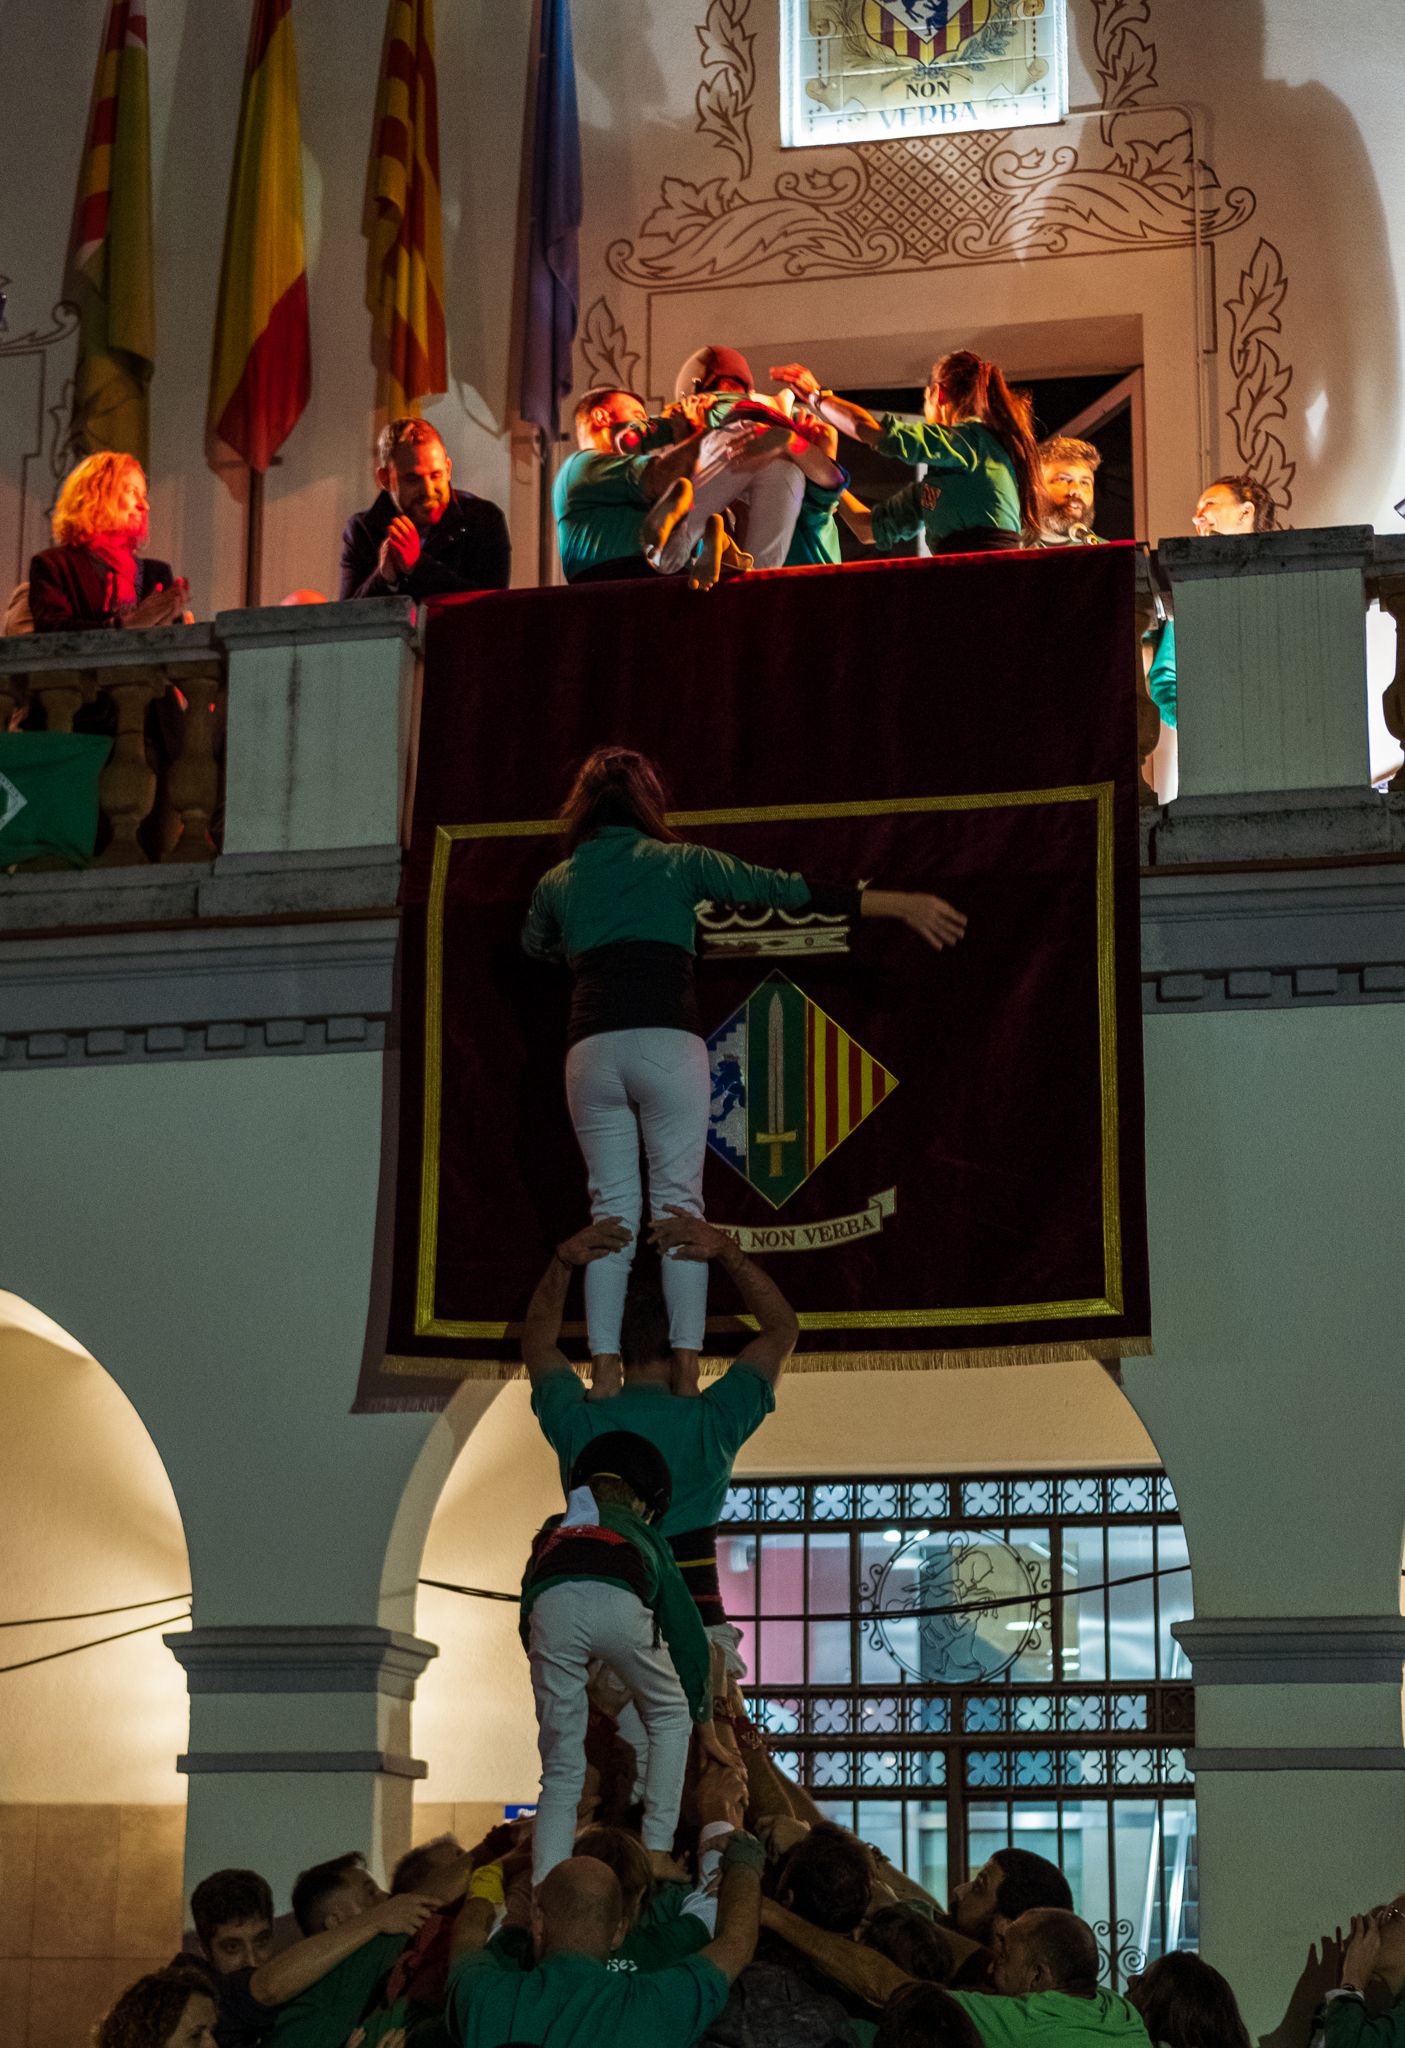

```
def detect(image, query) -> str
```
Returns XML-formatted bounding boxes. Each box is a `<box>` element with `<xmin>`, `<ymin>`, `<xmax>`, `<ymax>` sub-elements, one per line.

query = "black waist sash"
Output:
<box><xmin>668</xmin><ymin>1524</ymin><xmax>724</xmax><ymax>1626</ymax></box>
<box><xmin>568</xmin><ymin>940</ymin><xmax>701</xmax><ymax>1048</ymax></box>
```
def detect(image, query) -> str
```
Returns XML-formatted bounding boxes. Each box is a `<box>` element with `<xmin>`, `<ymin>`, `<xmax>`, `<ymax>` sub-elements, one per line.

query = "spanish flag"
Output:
<box><xmin>365</xmin><ymin>0</ymin><xmax>448</xmax><ymax>417</ymax></box>
<box><xmin>65</xmin><ymin>0</ymin><xmax>155</xmax><ymax>463</ymax></box>
<box><xmin>208</xmin><ymin>0</ymin><xmax>312</xmax><ymax>473</ymax></box>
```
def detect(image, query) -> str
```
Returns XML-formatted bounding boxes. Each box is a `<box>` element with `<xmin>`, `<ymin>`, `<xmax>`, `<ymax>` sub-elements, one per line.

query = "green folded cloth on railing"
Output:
<box><xmin>0</xmin><ymin>732</ymin><xmax>113</xmax><ymax>868</ymax></box>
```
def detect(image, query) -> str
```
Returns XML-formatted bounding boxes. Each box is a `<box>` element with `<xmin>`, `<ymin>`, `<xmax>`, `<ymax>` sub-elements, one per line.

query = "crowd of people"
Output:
<box><xmin>3</xmin><ymin>340</ymin><xmax>1274</xmax><ymax>649</ymax></box>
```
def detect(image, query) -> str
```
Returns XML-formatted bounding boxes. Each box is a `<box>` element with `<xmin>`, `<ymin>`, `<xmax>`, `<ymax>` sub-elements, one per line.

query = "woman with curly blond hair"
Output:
<box><xmin>28</xmin><ymin>451</ymin><xmax>189</xmax><ymax>632</ymax></box>
<box><xmin>94</xmin><ymin>1970</ymin><xmax>217</xmax><ymax>2048</ymax></box>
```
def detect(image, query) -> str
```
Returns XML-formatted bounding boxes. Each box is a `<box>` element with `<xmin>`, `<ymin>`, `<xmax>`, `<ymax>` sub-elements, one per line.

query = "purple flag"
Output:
<box><xmin>519</xmin><ymin>0</ymin><xmax>581</xmax><ymax>440</ymax></box>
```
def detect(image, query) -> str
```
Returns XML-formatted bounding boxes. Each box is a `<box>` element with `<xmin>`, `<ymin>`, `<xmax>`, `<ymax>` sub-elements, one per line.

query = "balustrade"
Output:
<box><xmin>0</xmin><ymin>624</ymin><xmax>225</xmax><ymax>865</ymax></box>
<box><xmin>0</xmin><ymin>549</ymin><xmax>1398</xmax><ymax>888</ymax></box>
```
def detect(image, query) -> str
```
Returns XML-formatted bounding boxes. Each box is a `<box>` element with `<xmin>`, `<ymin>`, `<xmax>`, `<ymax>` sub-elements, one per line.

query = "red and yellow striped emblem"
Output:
<box><xmin>861</xmin><ymin>0</ymin><xmax>991</xmax><ymax>65</ymax></box>
<box><xmin>806</xmin><ymin>996</ymin><xmax>897</xmax><ymax>1176</ymax></box>
<box><xmin>365</xmin><ymin>0</ymin><xmax>448</xmax><ymax>417</ymax></box>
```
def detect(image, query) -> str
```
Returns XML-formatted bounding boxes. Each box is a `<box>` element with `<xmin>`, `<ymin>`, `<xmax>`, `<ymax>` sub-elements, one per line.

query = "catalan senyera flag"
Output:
<box><xmin>65</xmin><ymin>0</ymin><xmax>155</xmax><ymax>463</ymax></box>
<box><xmin>365</xmin><ymin>0</ymin><xmax>447</xmax><ymax>417</ymax></box>
<box><xmin>208</xmin><ymin>0</ymin><xmax>312</xmax><ymax>473</ymax></box>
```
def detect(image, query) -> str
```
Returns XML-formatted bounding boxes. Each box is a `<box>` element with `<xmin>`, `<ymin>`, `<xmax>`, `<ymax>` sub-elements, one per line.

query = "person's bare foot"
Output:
<box><xmin>588</xmin><ymin>1352</ymin><xmax>624</xmax><ymax>1400</ymax></box>
<box><xmin>671</xmin><ymin>1348</ymin><xmax>701</xmax><ymax>1397</ymax></box>
<box><xmin>687</xmin><ymin>513</ymin><xmax>728</xmax><ymax>591</ymax></box>
<box><xmin>642</xmin><ymin>476</ymin><xmax>695</xmax><ymax>574</ymax></box>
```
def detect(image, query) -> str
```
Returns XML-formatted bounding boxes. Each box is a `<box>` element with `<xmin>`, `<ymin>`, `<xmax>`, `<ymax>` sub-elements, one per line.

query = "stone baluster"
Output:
<box><xmin>164</xmin><ymin>662</ymin><xmax>225</xmax><ymax>861</ymax></box>
<box><xmin>94</xmin><ymin>666</ymin><xmax>163</xmax><ymax>864</ymax></box>
<box><xmin>26</xmin><ymin>667</ymin><xmax>88</xmax><ymax>734</ymax></box>
<box><xmin>1375</xmin><ymin>569</ymin><xmax>1405</xmax><ymax>793</ymax></box>
<box><xmin>0</xmin><ymin>670</ymin><xmax>25</xmax><ymax>731</ymax></box>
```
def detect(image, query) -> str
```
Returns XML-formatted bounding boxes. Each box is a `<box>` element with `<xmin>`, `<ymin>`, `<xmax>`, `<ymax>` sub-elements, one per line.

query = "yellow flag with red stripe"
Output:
<box><xmin>64</xmin><ymin>0</ymin><xmax>155</xmax><ymax>462</ymax></box>
<box><xmin>365</xmin><ymin>0</ymin><xmax>448</xmax><ymax>417</ymax></box>
<box><xmin>208</xmin><ymin>0</ymin><xmax>311</xmax><ymax>473</ymax></box>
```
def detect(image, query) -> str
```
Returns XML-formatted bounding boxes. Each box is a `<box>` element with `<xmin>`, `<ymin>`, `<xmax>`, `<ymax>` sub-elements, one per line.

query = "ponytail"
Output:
<box><xmin>931</xmin><ymin>351</ymin><xmax>1050</xmax><ymax>538</ymax></box>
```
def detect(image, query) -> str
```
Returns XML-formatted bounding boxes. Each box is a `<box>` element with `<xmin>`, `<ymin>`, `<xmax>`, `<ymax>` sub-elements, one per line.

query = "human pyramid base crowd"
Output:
<box><xmin>100</xmin><ymin>1225</ymin><xmax>1405</xmax><ymax>2048</ymax></box>
<box><xmin>59</xmin><ymin>336</ymin><xmax>1296</xmax><ymax>2048</ymax></box>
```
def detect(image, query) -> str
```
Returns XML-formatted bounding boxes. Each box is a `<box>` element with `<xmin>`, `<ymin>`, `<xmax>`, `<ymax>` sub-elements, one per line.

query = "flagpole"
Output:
<box><xmin>243</xmin><ymin>465</ymin><xmax>264</xmax><ymax>607</ymax></box>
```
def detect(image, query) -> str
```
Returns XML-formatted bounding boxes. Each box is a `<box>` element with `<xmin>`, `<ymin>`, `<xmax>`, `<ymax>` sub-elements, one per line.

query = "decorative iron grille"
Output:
<box><xmin>720</xmin><ymin>1468</ymin><xmax>1196</xmax><ymax>1985</ymax></box>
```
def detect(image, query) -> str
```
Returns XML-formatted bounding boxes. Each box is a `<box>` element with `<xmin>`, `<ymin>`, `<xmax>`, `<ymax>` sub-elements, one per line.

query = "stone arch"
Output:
<box><xmin>0</xmin><ymin>1289</ymin><xmax>192</xmax><ymax>2045</ymax></box>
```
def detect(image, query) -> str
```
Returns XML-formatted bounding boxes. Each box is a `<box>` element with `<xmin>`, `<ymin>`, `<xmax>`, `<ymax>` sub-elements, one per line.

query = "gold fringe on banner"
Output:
<box><xmin>381</xmin><ymin>1337</ymin><xmax>1153</xmax><ymax>1383</ymax></box>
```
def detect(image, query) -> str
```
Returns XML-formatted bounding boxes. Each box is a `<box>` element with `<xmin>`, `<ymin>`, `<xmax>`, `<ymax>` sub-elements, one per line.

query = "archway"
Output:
<box><xmin>0</xmin><ymin>1291</ymin><xmax>191</xmax><ymax>2048</ymax></box>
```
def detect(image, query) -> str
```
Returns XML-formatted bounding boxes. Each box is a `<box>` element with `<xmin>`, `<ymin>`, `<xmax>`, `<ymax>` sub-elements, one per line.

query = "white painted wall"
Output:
<box><xmin>1125</xmin><ymin>1001</ymin><xmax>1405</xmax><ymax>2033</ymax></box>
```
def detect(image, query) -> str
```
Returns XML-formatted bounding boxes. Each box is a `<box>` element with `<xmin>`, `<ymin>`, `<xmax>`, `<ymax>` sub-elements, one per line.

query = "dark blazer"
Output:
<box><xmin>28</xmin><ymin>545</ymin><xmax>177</xmax><ymax>633</ymax></box>
<box><xmin>339</xmin><ymin>488</ymin><xmax>511</xmax><ymax>601</ymax></box>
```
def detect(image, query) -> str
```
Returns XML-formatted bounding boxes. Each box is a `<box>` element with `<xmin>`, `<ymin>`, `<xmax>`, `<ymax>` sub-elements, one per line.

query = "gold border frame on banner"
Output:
<box><xmin>414</xmin><ymin>786</ymin><xmax>1121</xmax><ymax>1341</ymax></box>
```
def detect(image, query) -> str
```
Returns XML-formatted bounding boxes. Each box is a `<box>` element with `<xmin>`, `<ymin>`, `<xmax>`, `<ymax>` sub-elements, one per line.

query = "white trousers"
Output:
<box><xmin>529</xmin><ymin>1580</ymin><xmax>694</xmax><ymax>1884</ymax></box>
<box><xmin>612</xmin><ymin>1618</ymin><xmax>747</xmax><ymax>1801</ymax></box>
<box><xmin>680</xmin><ymin>422</ymin><xmax>807</xmax><ymax>569</ymax></box>
<box><xmin>564</xmin><ymin>1027</ymin><xmax>712</xmax><ymax>1354</ymax></box>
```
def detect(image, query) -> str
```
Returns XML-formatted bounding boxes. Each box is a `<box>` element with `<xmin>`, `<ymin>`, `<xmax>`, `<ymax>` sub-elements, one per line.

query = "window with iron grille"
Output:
<box><xmin>719</xmin><ymin>1469</ymin><xmax>1196</xmax><ymax>1987</ymax></box>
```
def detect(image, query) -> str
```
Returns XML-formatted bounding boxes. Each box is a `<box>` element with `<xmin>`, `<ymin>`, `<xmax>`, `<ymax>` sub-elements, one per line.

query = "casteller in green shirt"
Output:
<box><xmin>521</xmin><ymin>825</ymin><xmax>849</xmax><ymax>966</ymax></box>
<box><xmin>446</xmin><ymin>1941</ymin><xmax>728</xmax><ymax>2047</ymax></box>
<box><xmin>268</xmin><ymin>1931</ymin><xmax>407</xmax><ymax>2048</ymax></box>
<box><xmin>552</xmin><ymin>448</ymin><xmax>653</xmax><ymax>583</ymax></box>
<box><xmin>871</xmin><ymin>417</ymin><xmax>1022</xmax><ymax>550</ymax></box>
<box><xmin>786</xmin><ymin>473</ymin><xmax>847</xmax><ymax>567</ymax></box>
<box><xmin>532</xmin><ymin>1365</ymin><xmax>774</xmax><ymax>1542</ymax></box>
<box><xmin>1143</xmin><ymin>617</ymin><xmax>1178</xmax><ymax>728</ymax></box>
<box><xmin>948</xmin><ymin>1985</ymin><xmax>1152</xmax><ymax>2048</ymax></box>
<box><xmin>608</xmin><ymin>1881</ymin><xmax>712</xmax><ymax>1973</ymax></box>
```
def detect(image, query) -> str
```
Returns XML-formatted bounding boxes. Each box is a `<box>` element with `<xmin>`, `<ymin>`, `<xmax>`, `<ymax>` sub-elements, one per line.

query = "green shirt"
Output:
<box><xmin>1144</xmin><ymin>617</ymin><xmax>1178</xmax><ymax>728</ymax></box>
<box><xmin>521</xmin><ymin>1501</ymin><xmax>715</xmax><ymax>1720</ymax></box>
<box><xmin>1321</xmin><ymin>1989</ymin><xmax>1405</xmax><ymax>2048</ymax></box>
<box><xmin>948</xmin><ymin>1986</ymin><xmax>1152</xmax><ymax>2048</ymax></box>
<box><xmin>871</xmin><ymin>418</ymin><xmax>1021</xmax><ymax>547</ymax></box>
<box><xmin>532</xmin><ymin>1365</ymin><xmax>774</xmax><ymax>1538</ymax></box>
<box><xmin>552</xmin><ymin>449</ymin><xmax>652</xmax><ymax>581</ymax></box>
<box><xmin>521</xmin><ymin>825</ymin><xmax>824</xmax><ymax>964</ymax></box>
<box><xmin>608</xmin><ymin>1882</ymin><xmax>712</xmax><ymax>1972</ymax></box>
<box><xmin>446</xmin><ymin>1943</ymin><xmax>728</xmax><ymax>2047</ymax></box>
<box><xmin>786</xmin><ymin>475</ymin><xmax>846</xmax><ymax>566</ymax></box>
<box><xmin>269</xmin><ymin>1933</ymin><xmax>407</xmax><ymax>2048</ymax></box>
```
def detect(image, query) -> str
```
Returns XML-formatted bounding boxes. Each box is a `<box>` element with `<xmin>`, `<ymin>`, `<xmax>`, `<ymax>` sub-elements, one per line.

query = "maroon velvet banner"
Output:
<box><xmin>369</xmin><ymin>546</ymin><xmax>1149</xmax><ymax>1403</ymax></box>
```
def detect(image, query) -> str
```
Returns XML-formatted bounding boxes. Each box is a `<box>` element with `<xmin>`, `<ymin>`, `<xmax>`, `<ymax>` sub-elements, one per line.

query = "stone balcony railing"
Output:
<box><xmin>1</xmin><ymin>536</ymin><xmax>1402</xmax><ymax>936</ymax></box>
<box><xmin>0</xmin><ymin>597</ymin><xmax>420</xmax><ymax>932</ymax></box>
<box><xmin>0</xmin><ymin>622</ymin><xmax>226</xmax><ymax>865</ymax></box>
